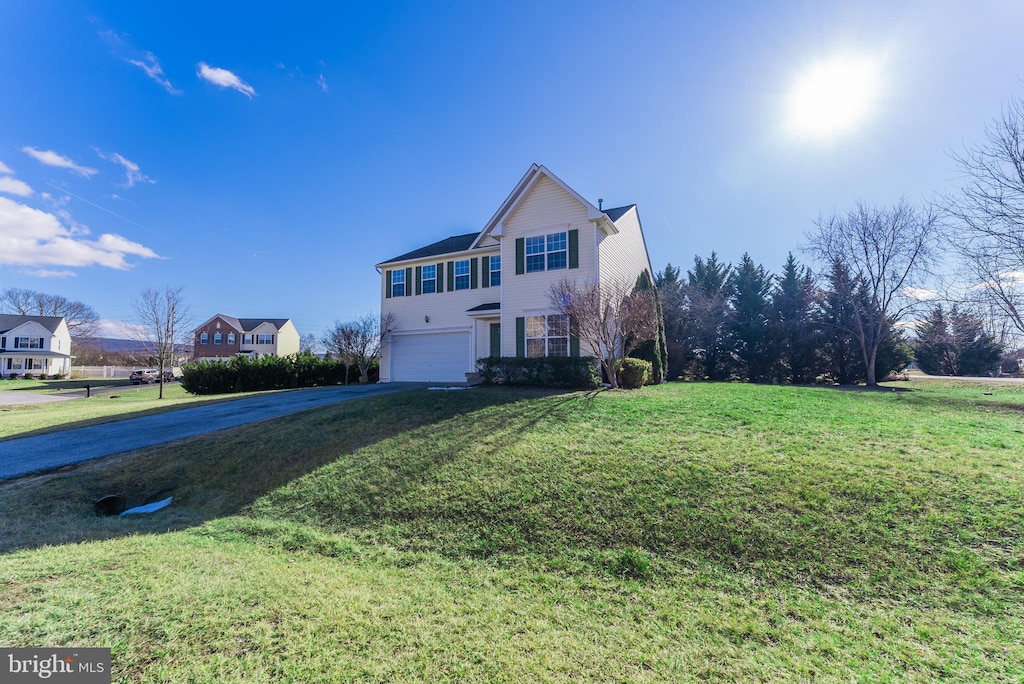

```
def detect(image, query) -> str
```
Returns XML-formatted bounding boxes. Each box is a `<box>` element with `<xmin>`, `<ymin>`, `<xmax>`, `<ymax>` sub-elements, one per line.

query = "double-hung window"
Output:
<box><xmin>454</xmin><ymin>259</ymin><xmax>470</xmax><ymax>290</ymax></box>
<box><xmin>242</xmin><ymin>334</ymin><xmax>254</xmax><ymax>345</ymax></box>
<box><xmin>525</xmin><ymin>232</ymin><xmax>567</xmax><ymax>272</ymax></box>
<box><xmin>14</xmin><ymin>337</ymin><xmax>43</xmax><ymax>349</ymax></box>
<box><xmin>422</xmin><ymin>264</ymin><xmax>437</xmax><ymax>294</ymax></box>
<box><xmin>226</xmin><ymin>333</ymin><xmax>236</xmax><ymax>345</ymax></box>
<box><xmin>489</xmin><ymin>255</ymin><xmax>501</xmax><ymax>286</ymax></box>
<box><xmin>391</xmin><ymin>269</ymin><xmax>406</xmax><ymax>297</ymax></box>
<box><xmin>257</xmin><ymin>333</ymin><xmax>274</xmax><ymax>345</ymax></box>
<box><xmin>526</xmin><ymin>314</ymin><xmax>569</xmax><ymax>357</ymax></box>
<box><xmin>199</xmin><ymin>332</ymin><xmax>209</xmax><ymax>344</ymax></box>
<box><xmin>213</xmin><ymin>333</ymin><xmax>222</xmax><ymax>344</ymax></box>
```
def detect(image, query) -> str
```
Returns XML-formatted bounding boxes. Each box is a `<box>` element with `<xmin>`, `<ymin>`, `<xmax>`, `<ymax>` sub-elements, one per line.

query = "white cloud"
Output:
<box><xmin>0</xmin><ymin>176</ymin><xmax>33</xmax><ymax>197</ymax></box>
<box><xmin>22</xmin><ymin>147</ymin><xmax>98</xmax><ymax>177</ymax></box>
<box><xmin>317</xmin><ymin>73</ymin><xmax>329</xmax><ymax>93</ymax></box>
<box><xmin>0</xmin><ymin>196</ymin><xmax>160</xmax><ymax>271</ymax></box>
<box><xmin>23</xmin><ymin>268</ymin><xmax>77</xmax><ymax>278</ymax></box>
<box><xmin>197</xmin><ymin>62</ymin><xmax>256</xmax><ymax>98</ymax></box>
<box><xmin>95</xmin><ymin>150</ymin><xmax>154</xmax><ymax>188</ymax></box>
<box><xmin>96</xmin><ymin>319</ymin><xmax>136</xmax><ymax>338</ymax></box>
<box><xmin>99</xmin><ymin>28</ymin><xmax>180</xmax><ymax>94</ymax></box>
<box><xmin>903</xmin><ymin>287</ymin><xmax>938</xmax><ymax>301</ymax></box>
<box><xmin>0</xmin><ymin>161</ymin><xmax>13</xmax><ymax>175</ymax></box>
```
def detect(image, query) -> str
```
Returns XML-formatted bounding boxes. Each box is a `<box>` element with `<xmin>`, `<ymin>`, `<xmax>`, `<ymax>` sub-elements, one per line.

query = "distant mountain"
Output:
<box><xmin>80</xmin><ymin>338</ymin><xmax>193</xmax><ymax>354</ymax></box>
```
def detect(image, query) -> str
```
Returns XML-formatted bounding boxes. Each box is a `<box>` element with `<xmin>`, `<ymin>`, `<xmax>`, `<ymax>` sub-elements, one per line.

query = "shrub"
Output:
<box><xmin>476</xmin><ymin>356</ymin><xmax>600</xmax><ymax>389</ymax></box>
<box><xmin>180</xmin><ymin>354</ymin><xmax>362</xmax><ymax>395</ymax></box>
<box><xmin>618</xmin><ymin>358</ymin><xmax>651</xmax><ymax>389</ymax></box>
<box><xmin>23</xmin><ymin>373</ymin><xmax>34</xmax><ymax>380</ymax></box>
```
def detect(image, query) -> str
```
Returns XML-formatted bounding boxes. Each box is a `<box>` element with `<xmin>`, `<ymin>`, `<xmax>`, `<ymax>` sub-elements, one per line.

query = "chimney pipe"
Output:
<box><xmin>598</xmin><ymin>198</ymin><xmax>604</xmax><ymax>210</ymax></box>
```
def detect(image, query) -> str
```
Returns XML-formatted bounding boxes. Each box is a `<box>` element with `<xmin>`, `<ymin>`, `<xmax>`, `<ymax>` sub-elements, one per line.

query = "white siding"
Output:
<box><xmin>598</xmin><ymin>206</ymin><xmax>654</xmax><ymax>291</ymax></box>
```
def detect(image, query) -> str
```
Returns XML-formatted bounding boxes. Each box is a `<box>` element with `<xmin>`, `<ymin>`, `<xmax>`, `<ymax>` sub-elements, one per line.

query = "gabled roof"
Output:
<box><xmin>466</xmin><ymin>302</ymin><xmax>500</xmax><ymax>312</ymax></box>
<box><xmin>470</xmin><ymin>164</ymin><xmax>618</xmax><ymax>248</ymax></box>
<box><xmin>0</xmin><ymin>314</ymin><xmax>66</xmax><ymax>335</ymax></box>
<box><xmin>195</xmin><ymin>314</ymin><xmax>291</xmax><ymax>333</ymax></box>
<box><xmin>602</xmin><ymin>204</ymin><xmax>635</xmax><ymax>222</ymax></box>
<box><xmin>379</xmin><ymin>232</ymin><xmax>480</xmax><ymax>266</ymax></box>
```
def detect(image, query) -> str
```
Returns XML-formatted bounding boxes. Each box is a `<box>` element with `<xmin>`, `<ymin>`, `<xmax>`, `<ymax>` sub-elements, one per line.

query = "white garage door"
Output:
<box><xmin>390</xmin><ymin>331</ymin><xmax>470</xmax><ymax>383</ymax></box>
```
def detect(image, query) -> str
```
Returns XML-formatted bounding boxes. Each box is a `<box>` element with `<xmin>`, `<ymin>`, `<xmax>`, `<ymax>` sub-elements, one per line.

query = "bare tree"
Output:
<box><xmin>0</xmin><ymin>287</ymin><xmax>100</xmax><ymax>343</ymax></box>
<box><xmin>299</xmin><ymin>333</ymin><xmax>321</xmax><ymax>356</ymax></box>
<box><xmin>805</xmin><ymin>200</ymin><xmax>938</xmax><ymax>385</ymax></box>
<box><xmin>130</xmin><ymin>287</ymin><xmax>192</xmax><ymax>399</ymax></box>
<box><xmin>944</xmin><ymin>96</ymin><xmax>1024</xmax><ymax>338</ymax></box>
<box><xmin>320</xmin><ymin>313</ymin><xmax>395</xmax><ymax>384</ymax></box>
<box><xmin>549</xmin><ymin>277</ymin><xmax>659</xmax><ymax>389</ymax></box>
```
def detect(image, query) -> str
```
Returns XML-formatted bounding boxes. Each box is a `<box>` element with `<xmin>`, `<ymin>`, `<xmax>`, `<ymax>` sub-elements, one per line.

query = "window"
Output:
<box><xmin>29</xmin><ymin>359</ymin><xmax>42</xmax><ymax>370</ymax></box>
<box><xmin>226</xmin><ymin>333</ymin><xmax>236</xmax><ymax>345</ymax></box>
<box><xmin>454</xmin><ymin>259</ymin><xmax>470</xmax><ymax>290</ymax></box>
<box><xmin>422</xmin><ymin>264</ymin><xmax>437</xmax><ymax>294</ymax></box>
<box><xmin>14</xmin><ymin>337</ymin><xmax>43</xmax><ymax>349</ymax></box>
<box><xmin>257</xmin><ymin>333</ymin><xmax>274</xmax><ymax>345</ymax></box>
<box><xmin>391</xmin><ymin>269</ymin><xmax>405</xmax><ymax>297</ymax></box>
<box><xmin>525</xmin><ymin>232</ymin><xmax>567</xmax><ymax>272</ymax></box>
<box><xmin>199</xmin><ymin>332</ymin><xmax>209</xmax><ymax>344</ymax></box>
<box><xmin>489</xmin><ymin>255</ymin><xmax>501</xmax><ymax>287</ymax></box>
<box><xmin>242</xmin><ymin>334</ymin><xmax>254</xmax><ymax>345</ymax></box>
<box><xmin>213</xmin><ymin>333</ymin><xmax>222</xmax><ymax>344</ymax></box>
<box><xmin>526</xmin><ymin>314</ymin><xmax>568</xmax><ymax>357</ymax></box>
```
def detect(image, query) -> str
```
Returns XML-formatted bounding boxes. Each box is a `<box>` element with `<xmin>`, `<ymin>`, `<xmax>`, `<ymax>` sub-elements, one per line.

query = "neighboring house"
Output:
<box><xmin>0</xmin><ymin>314</ymin><xmax>72</xmax><ymax>377</ymax></box>
<box><xmin>377</xmin><ymin>164</ymin><xmax>654</xmax><ymax>383</ymax></box>
<box><xmin>192</xmin><ymin>315</ymin><xmax>300</xmax><ymax>361</ymax></box>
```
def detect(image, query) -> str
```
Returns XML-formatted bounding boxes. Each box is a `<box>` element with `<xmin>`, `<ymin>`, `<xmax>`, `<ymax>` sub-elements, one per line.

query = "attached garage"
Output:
<box><xmin>388</xmin><ymin>331</ymin><xmax>471</xmax><ymax>383</ymax></box>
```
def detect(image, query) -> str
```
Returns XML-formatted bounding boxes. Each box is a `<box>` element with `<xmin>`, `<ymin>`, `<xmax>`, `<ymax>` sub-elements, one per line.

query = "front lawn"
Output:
<box><xmin>1</xmin><ymin>382</ymin><xmax>1022</xmax><ymax>681</ymax></box>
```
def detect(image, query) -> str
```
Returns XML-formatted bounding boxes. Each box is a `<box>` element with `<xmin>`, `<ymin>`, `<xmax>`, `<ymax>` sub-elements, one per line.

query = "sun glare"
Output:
<box><xmin>788</xmin><ymin>57</ymin><xmax>880</xmax><ymax>138</ymax></box>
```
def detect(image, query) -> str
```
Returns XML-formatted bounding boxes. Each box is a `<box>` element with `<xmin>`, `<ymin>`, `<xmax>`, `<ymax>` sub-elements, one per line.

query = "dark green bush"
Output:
<box><xmin>476</xmin><ymin>356</ymin><xmax>600</xmax><ymax>389</ymax></box>
<box><xmin>180</xmin><ymin>354</ymin><xmax>365</xmax><ymax>395</ymax></box>
<box><xmin>618</xmin><ymin>358</ymin><xmax>652</xmax><ymax>389</ymax></box>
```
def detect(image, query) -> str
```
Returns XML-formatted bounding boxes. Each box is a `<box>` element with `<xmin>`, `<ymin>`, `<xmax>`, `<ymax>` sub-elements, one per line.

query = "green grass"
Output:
<box><xmin>1</xmin><ymin>381</ymin><xmax>1023</xmax><ymax>681</ymax></box>
<box><xmin>0</xmin><ymin>383</ymin><xmax>266</xmax><ymax>441</ymax></box>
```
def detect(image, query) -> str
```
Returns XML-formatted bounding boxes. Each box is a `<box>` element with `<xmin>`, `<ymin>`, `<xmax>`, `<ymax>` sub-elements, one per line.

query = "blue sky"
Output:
<box><xmin>2</xmin><ymin>1</ymin><xmax>1023</xmax><ymax>340</ymax></box>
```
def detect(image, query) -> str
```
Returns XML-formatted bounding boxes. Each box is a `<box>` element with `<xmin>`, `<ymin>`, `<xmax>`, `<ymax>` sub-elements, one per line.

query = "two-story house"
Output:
<box><xmin>193</xmin><ymin>315</ymin><xmax>300</xmax><ymax>361</ymax></box>
<box><xmin>377</xmin><ymin>164</ymin><xmax>654</xmax><ymax>383</ymax></box>
<box><xmin>0</xmin><ymin>314</ymin><xmax>72</xmax><ymax>377</ymax></box>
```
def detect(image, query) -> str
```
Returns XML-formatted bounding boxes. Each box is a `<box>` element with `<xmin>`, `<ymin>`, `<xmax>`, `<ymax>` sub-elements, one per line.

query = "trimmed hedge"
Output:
<box><xmin>477</xmin><ymin>356</ymin><xmax>600</xmax><ymax>389</ymax></box>
<box><xmin>618</xmin><ymin>358</ymin><xmax>652</xmax><ymax>389</ymax></box>
<box><xmin>181</xmin><ymin>354</ymin><xmax>377</xmax><ymax>395</ymax></box>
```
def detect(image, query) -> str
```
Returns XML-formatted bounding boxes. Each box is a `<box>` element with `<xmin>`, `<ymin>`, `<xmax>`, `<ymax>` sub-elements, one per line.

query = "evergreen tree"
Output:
<box><xmin>820</xmin><ymin>260</ymin><xmax>861</xmax><ymax>384</ymax></box>
<box><xmin>914</xmin><ymin>305</ymin><xmax>1003</xmax><ymax>375</ymax></box>
<box><xmin>655</xmin><ymin>263</ymin><xmax>688</xmax><ymax>380</ymax></box>
<box><xmin>728</xmin><ymin>254</ymin><xmax>776</xmax><ymax>381</ymax></box>
<box><xmin>912</xmin><ymin>306</ymin><xmax>954</xmax><ymax>375</ymax></box>
<box><xmin>628</xmin><ymin>269</ymin><xmax>667</xmax><ymax>384</ymax></box>
<box><xmin>683</xmin><ymin>253</ymin><xmax>733</xmax><ymax>380</ymax></box>
<box><xmin>771</xmin><ymin>253</ymin><xmax>820</xmax><ymax>383</ymax></box>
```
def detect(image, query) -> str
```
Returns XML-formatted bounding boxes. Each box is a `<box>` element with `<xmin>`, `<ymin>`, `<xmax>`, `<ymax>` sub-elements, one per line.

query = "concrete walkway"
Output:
<box><xmin>0</xmin><ymin>383</ymin><xmax>422</xmax><ymax>480</ymax></box>
<box><xmin>0</xmin><ymin>391</ymin><xmax>76</xmax><ymax>405</ymax></box>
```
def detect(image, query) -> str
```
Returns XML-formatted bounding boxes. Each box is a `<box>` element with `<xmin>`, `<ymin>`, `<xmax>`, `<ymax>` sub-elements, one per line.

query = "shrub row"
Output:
<box><xmin>181</xmin><ymin>354</ymin><xmax>376</xmax><ymax>395</ymax></box>
<box><xmin>476</xmin><ymin>356</ymin><xmax>600</xmax><ymax>389</ymax></box>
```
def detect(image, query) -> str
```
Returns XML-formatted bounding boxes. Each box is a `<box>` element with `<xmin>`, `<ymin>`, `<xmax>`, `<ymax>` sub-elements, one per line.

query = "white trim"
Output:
<box><xmin>376</xmin><ymin>246</ymin><xmax>499</xmax><ymax>270</ymax></box>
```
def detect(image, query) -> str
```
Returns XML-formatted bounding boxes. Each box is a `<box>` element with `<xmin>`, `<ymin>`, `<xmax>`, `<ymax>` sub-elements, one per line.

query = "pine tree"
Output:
<box><xmin>684</xmin><ymin>253</ymin><xmax>733</xmax><ymax>380</ymax></box>
<box><xmin>728</xmin><ymin>254</ymin><xmax>776</xmax><ymax>382</ymax></box>
<box><xmin>771</xmin><ymin>253</ymin><xmax>820</xmax><ymax>383</ymax></box>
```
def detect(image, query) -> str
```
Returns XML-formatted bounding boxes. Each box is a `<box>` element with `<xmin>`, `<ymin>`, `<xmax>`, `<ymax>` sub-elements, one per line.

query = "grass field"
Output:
<box><xmin>0</xmin><ymin>381</ymin><xmax>264</xmax><ymax>440</ymax></box>
<box><xmin>1</xmin><ymin>381</ymin><xmax>1022</xmax><ymax>681</ymax></box>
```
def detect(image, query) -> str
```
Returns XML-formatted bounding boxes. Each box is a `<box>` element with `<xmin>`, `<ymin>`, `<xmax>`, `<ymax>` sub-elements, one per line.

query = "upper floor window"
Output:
<box><xmin>257</xmin><ymin>333</ymin><xmax>274</xmax><ymax>345</ymax></box>
<box><xmin>525</xmin><ymin>232</ymin><xmax>567</xmax><ymax>272</ymax></box>
<box><xmin>422</xmin><ymin>264</ymin><xmax>437</xmax><ymax>294</ymax></box>
<box><xmin>226</xmin><ymin>333</ymin><xmax>236</xmax><ymax>345</ymax></box>
<box><xmin>213</xmin><ymin>333</ymin><xmax>223</xmax><ymax>344</ymax></box>
<box><xmin>14</xmin><ymin>337</ymin><xmax>43</xmax><ymax>349</ymax></box>
<box><xmin>489</xmin><ymin>255</ymin><xmax>501</xmax><ymax>287</ymax></box>
<box><xmin>391</xmin><ymin>269</ymin><xmax>406</xmax><ymax>297</ymax></box>
<box><xmin>242</xmin><ymin>334</ymin><xmax>254</xmax><ymax>345</ymax></box>
<box><xmin>454</xmin><ymin>259</ymin><xmax>470</xmax><ymax>290</ymax></box>
<box><xmin>526</xmin><ymin>314</ymin><xmax>568</xmax><ymax>357</ymax></box>
<box><xmin>199</xmin><ymin>332</ymin><xmax>209</xmax><ymax>344</ymax></box>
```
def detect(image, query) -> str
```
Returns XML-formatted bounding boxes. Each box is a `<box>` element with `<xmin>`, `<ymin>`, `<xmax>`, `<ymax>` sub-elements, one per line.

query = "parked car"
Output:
<box><xmin>129</xmin><ymin>369</ymin><xmax>160</xmax><ymax>384</ymax></box>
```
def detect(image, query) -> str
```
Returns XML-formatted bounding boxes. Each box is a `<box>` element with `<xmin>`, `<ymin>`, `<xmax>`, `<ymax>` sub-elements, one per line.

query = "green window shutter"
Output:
<box><xmin>515</xmin><ymin>238</ymin><xmax>525</xmax><ymax>274</ymax></box>
<box><xmin>470</xmin><ymin>257</ymin><xmax>478</xmax><ymax>289</ymax></box>
<box><xmin>447</xmin><ymin>261</ymin><xmax>455</xmax><ymax>291</ymax></box>
<box><xmin>415</xmin><ymin>266</ymin><xmax>422</xmax><ymax>295</ymax></box>
<box><xmin>515</xmin><ymin>317</ymin><xmax>525</xmax><ymax>357</ymax></box>
<box><xmin>481</xmin><ymin>256</ymin><xmax>490</xmax><ymax>288</ymax></box>
<box><xmin>568</xmin><ymin>229</ymin><xmax>579</xmax><ymax>269</ymax></box>
<box><xmin>405</xmin><ymin>267</ymin><xmax>413</xmax><ymax>297</ymax></box>
<box><xmin>570</xmin><ymin>335</ymin><xmax>580</xmax><ymax>357</ymax></box>
<box><xmin>385</xmin><ymin>270</ymin><xmax>392</xmax><ymax>298</ymax></box>
<box><xmin>489</xmin><ymin>323</ymin><xmax>501</xmax><ymax>357</ymax></box>
<box><xmin>437</xmin><ymin>262</ymin><xmax>444</xmax><ymax>292</ymax></box>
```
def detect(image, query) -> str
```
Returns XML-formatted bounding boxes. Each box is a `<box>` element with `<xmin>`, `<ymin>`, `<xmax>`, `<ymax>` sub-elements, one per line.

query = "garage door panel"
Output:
<box><xmin>391</xmin><ymin>332</ymin><xmax>469</xmax><ymax>383</ymax></box>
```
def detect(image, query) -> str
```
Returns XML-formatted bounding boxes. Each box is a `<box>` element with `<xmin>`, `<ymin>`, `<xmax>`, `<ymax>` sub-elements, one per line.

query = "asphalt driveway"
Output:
<box><xmin>0</xmin><ymin>383</ymin><xmax>422</xmax><ymax>480</ymax></box>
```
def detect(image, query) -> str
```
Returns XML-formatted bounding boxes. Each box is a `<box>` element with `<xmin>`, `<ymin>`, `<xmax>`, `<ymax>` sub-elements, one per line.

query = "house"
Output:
<box><xmin>192</xmin><ymin>315</ymin><xmax>300</xmax><ymax>361</ymax></box>
<box><xmin>0</xmin><ymin>315</ymin><xmax>72</xmax><ymax>378</ymax></box>
<box><xmin>377</xmin><ymin>164</ymin><xmax>654</xmax><ymax>383</ymax></box>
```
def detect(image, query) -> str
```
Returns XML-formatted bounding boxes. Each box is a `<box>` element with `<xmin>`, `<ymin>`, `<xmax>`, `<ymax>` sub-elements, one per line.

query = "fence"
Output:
<box><xmin>72</xmin><ymin>366</ymin><xmax>136</xmax><ymax>379</ymax></box>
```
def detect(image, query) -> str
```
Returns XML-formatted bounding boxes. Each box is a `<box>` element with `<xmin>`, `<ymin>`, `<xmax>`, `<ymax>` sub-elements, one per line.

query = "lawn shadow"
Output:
<box><xmin>0</xmin><ymin>386</ymin><xmax>595</xmax><ymax>553</ymax></box>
